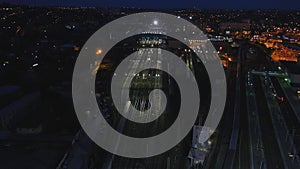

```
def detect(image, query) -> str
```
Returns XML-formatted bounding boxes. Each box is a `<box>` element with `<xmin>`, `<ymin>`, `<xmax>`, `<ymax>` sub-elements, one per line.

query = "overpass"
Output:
<box><xmin>250</xmin><ymin>70</ymin><xmax>288</xmax><ymax>78</ymax></box>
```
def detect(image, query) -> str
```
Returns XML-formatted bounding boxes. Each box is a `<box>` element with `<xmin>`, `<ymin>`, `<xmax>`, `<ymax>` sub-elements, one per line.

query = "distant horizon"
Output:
<box><xmin>1</xmin><ymin>0</ymin><xmax>300</xmax><ymax>10</ymax></box>
<box><xmin>1</xmin><ymin>3</ymin><xmax>300</xmax><ymax>11</ymax></box>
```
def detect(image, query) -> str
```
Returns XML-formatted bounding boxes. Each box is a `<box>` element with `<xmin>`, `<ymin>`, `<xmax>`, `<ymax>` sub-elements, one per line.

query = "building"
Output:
<box><xmin>281</xmin><ymin>55</ymin><xmax>300</xmax><ymax>86</ymax></box>
<box><xmin>271</xmin><ymin>44</ymin><xmax>300</xmax><ymax>62</ymax></box>
<box><xmin>220</xmin><ymin>22</ymin><xmax>251</xmax><ymax>32</ymax></box>
<box><xmin>188</xmin><ymin>126</ymin><xmax>212</xmax><ymax>167</ymax></box>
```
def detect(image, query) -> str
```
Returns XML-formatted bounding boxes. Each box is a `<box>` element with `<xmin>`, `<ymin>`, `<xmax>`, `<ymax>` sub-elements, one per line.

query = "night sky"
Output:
<box><xmin>0</xmin><ymin>0</ymin><xmax>300</xmax><ymax>9</ymax></box>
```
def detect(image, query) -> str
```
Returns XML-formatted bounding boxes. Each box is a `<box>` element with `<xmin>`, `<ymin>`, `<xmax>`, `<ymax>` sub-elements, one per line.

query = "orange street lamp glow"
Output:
<box><xmin>96</xmin><ymin>49</ymin><xmax>102</xmax><ymax>55</ymax></box>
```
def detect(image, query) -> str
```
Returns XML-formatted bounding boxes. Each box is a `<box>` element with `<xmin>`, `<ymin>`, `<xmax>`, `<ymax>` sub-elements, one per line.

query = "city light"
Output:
<box><xmin>96</xmin><ymin>48</ymin><xmax>103</xmax><ymax>55</ymax></box>
<box><xmin>2</xmin><ymin>4</ymin><xmax>300</xmax><ymax>169</ymax></box>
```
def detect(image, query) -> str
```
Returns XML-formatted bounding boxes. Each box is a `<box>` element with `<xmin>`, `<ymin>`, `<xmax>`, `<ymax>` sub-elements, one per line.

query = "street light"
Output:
<box><xmin>288</xmin><ymin>153</ymin><xmax>299</xmax><ymax>159</ymax></box>
<box><xmin>96</xmin><ymin>48</ymin><xmax>102</xmax><ymax>55</ymax></box>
